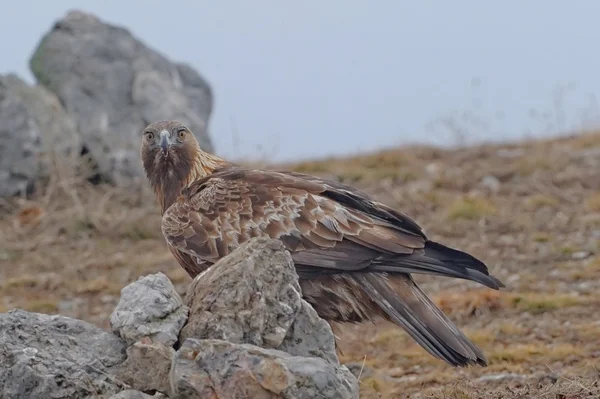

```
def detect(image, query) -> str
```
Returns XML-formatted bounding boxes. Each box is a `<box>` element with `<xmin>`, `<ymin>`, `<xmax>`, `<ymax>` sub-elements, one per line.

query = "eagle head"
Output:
<box><xmin>140</xmin><ymin>120</ymin><xmax>228</xmax><ymax>213</ymax></box>
<box><xmin>141</xmin><ymin>119</ymin><xmax>198</xmax><ymax>160</ymax></box>
<box><xmin>140</xmin><ymin>120</ymin><xmax>201</xmax><ymax>209</ymax></box>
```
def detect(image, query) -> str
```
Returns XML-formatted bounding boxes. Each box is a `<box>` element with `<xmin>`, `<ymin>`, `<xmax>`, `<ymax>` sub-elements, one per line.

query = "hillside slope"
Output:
<box><xmin>1</xmin><ymin>132</ymin><xmax>599</xmax><ymax>398</ymax></box>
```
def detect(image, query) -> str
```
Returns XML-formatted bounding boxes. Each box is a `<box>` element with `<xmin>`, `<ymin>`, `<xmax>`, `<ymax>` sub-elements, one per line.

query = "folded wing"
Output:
<box><xmin>160</xmin><ymin>166</ymin><xmax>502</xmax><ymax>366</ymax></box>
<box><xmin>162</xmin><ymin>166</ymin><xmax>501</xmax><ymax>289</ymax></box>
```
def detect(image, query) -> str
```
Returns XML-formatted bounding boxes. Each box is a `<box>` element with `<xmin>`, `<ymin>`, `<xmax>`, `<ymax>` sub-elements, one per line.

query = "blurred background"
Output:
<box><xmin>1</xmin><ymin>2</ymin><xmax>599</xmax><ymax>399</ymax></box>
<box><xmin>3</xmin><ymin>1</ymin><xmax>600</xmax><ymax>162</ymax></box>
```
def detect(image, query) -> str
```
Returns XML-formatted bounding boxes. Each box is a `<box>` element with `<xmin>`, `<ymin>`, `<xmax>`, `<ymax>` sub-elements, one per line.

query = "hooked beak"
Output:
<box><xmin>159</xmin><ymin>131</ymin><xmax>171</xmax><ymax>157</ymax></box>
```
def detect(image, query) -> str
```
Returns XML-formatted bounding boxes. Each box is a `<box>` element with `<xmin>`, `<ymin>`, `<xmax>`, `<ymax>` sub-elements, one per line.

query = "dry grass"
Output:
<box><xmin>2</xmin><ymin>130</ymin><xmax>600</xmax><ymax>398</ymax></box>
<box><xmin>445</xmin><ymin>196</ymin><xmax>497</xmax><ymax>221</ymax></box>
<box><xmin>585</xmin><ymin>192</ymin><xmax>600</xmax><ymax>212</ymax></box>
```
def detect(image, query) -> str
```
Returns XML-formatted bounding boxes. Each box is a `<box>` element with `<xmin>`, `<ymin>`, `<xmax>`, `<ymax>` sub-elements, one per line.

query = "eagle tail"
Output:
<box><xmin>372</xmin><ymin>240</ymin><xmax>504</xmax><ymax>290</ymax></box>
<box><xmin>353</xmin><ymin>272</ymin><xmax>487</xmax><ymax>367</ymax></box>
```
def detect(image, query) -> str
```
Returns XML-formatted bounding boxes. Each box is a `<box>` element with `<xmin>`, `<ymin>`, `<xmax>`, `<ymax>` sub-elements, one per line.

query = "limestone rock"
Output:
<box><xmin>110</xmin><ymin>272</ymin><xmax>188</xmax><ymax>347</ymax></box>
<box><xmin>113</xmin><ymin>339</ymin><xmax>174</xmax><ymax>397</ymax></box>
<box><xmin>277</xmin><ymin>299</ymin><xmax>340</xmax><ymax>365</ymax></box>
<box><xmin>0</xmin><ymin>73</ymin><xmax>78</xmax><ymax>198</ymax></box>
<box><xmin>30</xmin><ymin>10</ymin><xmax>214</xmax><ymax>186</ymax></box>
<box><xmin>0</xmin><ymin>239</ymin><xmax>359</xmax><ymax>398</ymax></box>
<box><xmin>0</xmin><ymin>309</ymin><xmax>126</xmax><ymax>399</ymax></box>
<box><xmin>180</xmin><ymin>237</ymin><xmax>339</xmax><ymax>364</ymax></box>
<box><xmin>110</xmin><ymin>390</ymin><xmax>168</xmax><ymax>399</ymax></box>
<box><xmin>170</xmin><ymin>338</ymin><xmax>359</xmax><ymax>399</ymax></box>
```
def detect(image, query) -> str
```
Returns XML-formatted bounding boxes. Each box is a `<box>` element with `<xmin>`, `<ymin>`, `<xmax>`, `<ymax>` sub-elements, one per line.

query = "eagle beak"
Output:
<box><xmin>159</xmin><ymin>131</ymin><xmax>171</xmax><ymax>157</ymax></box>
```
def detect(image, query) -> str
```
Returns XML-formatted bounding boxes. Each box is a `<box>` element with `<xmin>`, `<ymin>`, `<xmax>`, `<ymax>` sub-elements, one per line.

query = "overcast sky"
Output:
<box><xmin>2</xmin><ymin>1</ymin><xmax>600</xmax><ymax>162</ymax></box>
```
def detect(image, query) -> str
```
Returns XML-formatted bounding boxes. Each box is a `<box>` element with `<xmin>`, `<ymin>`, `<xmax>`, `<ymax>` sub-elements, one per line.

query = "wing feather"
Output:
<box><xmin>162</xmin><ymin>167</ymin><xmax>423</xmax><ymax>268</ymax></box>
<box><xmin>162</xmin><ymin>166</ymin><xmax>500</xmax><ymax>290</ymax></box>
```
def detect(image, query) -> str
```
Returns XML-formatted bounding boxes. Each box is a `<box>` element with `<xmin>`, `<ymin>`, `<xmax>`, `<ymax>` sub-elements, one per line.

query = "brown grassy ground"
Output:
<box><xmin>1</xmin><ymin>132</ymin><xmax>600</xmax><ymax>398</ymax></box>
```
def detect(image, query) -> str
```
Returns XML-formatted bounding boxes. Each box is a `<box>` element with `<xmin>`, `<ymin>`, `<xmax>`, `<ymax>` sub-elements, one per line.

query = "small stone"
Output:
<box><xmin>577</xmin><ymin>281</ymin><xmax>594</xmax><ymax>292</ymax></box>
<box><xmin>424</xmin><ymin>162</ymin><xmax>441</xmax><ymax>177</ymax></box>
<box><xmin>480</xmin><ymin>175</ymin><xmax>501</xmax><ymax>193</ymax></box>
<box><xmin>571</xmin><ymin>251</ymin><xmax>590</xmax><ymax>260</ymax></box>
<box><xmin>476</xmin><ymin>373</ymin><xmax>526</xmax><ymax>383</ymax></box>
<box><xmin>110</xmin><ymin>272</ymin><xmax>189</xmax><ymax>347</ymax></box>
<box><xmin>110</xmin><ymin>390</ymin><xmax>168</xmax><ymax>399</ymax></box>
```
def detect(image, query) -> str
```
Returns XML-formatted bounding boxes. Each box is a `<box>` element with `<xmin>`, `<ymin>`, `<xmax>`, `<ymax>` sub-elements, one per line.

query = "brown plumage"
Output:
<box><xmin>141</xmin><ymin>120</ymin><xmax>505</xmax><ymax>367</ymax></box>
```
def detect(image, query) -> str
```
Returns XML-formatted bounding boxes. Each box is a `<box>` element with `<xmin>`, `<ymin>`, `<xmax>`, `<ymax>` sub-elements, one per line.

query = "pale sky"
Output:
<box><xmin>2</xmin><ymin>1</ymin><xmax>600</xmax><ymax>162</ymax></box>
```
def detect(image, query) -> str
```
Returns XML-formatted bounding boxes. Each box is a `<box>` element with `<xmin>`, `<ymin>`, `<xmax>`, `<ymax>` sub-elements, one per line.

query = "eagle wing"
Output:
<box><xmin>161</xmin><ymin>166</ymin><xmax>500</xmax><ymax>289</ymax></box>
<box><xmin>161</xmin><ymin>165</ymin><xmax>502</xmax><ymax>367</ymax></box>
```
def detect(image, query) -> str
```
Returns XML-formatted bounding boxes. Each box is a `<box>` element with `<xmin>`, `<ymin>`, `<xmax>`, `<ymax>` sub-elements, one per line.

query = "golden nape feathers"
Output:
<box><xmin>140</xmin><ymin>120</ymin><xmax>505</xmax><ymax>367</ymax></box>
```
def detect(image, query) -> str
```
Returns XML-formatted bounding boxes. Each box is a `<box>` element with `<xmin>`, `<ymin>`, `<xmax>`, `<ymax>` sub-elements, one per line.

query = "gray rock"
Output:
<box><xmin>343</xmin><ymin>362</ymin><xmax>373</xmax><ymax>380</ymax></box>
<box><xmin>110</xmin><ymin>390</ymin><xmax>168</xmax><ymax>399</ymax></box>
<box><xmin>0</xmin><ymin>239</ymin><xmax>358</xmax><ymax>398</ymax></box>
<box><xmin>0</xmin><ymin>73</ymin><xmax>79</xmax><ymax>197</ymax></box>
<box><xmin>0</xmin><ymin>309</ymin><xmax>126</xmax><ymax>399</ymax></box>
<box><xmin>30</xmin><ymin>10</ymin><xmax>214</xmax><ymax>186</ymax></box>
<box><xmin>278</xmin><ymin>300</ymin><xmax>340</xmax><ymax>365</ymax></box>
<box><xmin>571</xmin><ymin>251</ymin><xmax>591</xmax><ymax>260</ymax></box>
<box><xmin>480</xmin><ymin>175</ymin><xmax>501</xmax><ymax>193</ymax></box>
<box><xmin>113</xmin><ymin>340</ymin><xmax>174</xmax><ymax>397</ymax></box>
<box><xmin>181</xmin><ymin>237</ymin><xmax>339</xmax><ymax>364</ymax></box>
<box><xmin>110</xmin><ymin>272</ymin><xmax>189</xmax><ymax>347</ymax></box>
<box><xmin>170</xmin><ymin>338</ymin><xmax>359</xmax><ymax>399</ymax></box>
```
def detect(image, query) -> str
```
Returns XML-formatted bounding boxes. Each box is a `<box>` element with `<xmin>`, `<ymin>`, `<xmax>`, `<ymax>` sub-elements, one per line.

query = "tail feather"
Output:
<box><xmin>353</xmin><ymin>272</ymin><xmax>487</xmax><ymax>367</ymax></box>
<box><xmin>373</xmin><ymin>240</ymin><xmax>505</xmax><ymax>290</ymax></box>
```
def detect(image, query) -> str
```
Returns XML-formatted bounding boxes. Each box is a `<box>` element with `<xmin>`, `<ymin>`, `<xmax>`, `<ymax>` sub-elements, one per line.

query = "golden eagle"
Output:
<box><xmin>141</xmin><ymin>120</ymin><xmax>504</xmax><ymax>367</ymax></box>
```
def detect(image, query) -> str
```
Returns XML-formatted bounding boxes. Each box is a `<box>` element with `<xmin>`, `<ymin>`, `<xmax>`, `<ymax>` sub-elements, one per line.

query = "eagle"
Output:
<box><xmin>140</xmin><ymin>120</ymin><xmax>504</xmax><ymax>367</ymax></box>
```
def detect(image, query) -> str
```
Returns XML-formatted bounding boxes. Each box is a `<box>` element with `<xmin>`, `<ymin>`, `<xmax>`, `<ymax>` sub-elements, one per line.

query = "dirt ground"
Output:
<box><xmin>1</xmin><ymin>131</ymin><xmax>599</xmax><ymax>398</ymax></box>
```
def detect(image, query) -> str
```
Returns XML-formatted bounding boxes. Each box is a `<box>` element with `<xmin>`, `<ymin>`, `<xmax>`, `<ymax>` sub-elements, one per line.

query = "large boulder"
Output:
<box><xmin>181</xmin><ymin>237</ymin><xmax>340</xmax><ymax>365</ymax></box>
<box><xmin>173</xmin><ymin>237</ymin><xmax>359</xmax><ymax>399</ymax></box>
<box><xmin>0</xmin><ymin>73</ymin><xmax>79</xmax><ymax>197</ymax></box>
<box><xmin>30</xmin><ymin>10</ymin><xmax>214</xmax><ymax>186</ymax></box>
<box><xmin>0</xmin><ymin>309</ymin><xmax>126</xmax><ymax>399</ymax></box>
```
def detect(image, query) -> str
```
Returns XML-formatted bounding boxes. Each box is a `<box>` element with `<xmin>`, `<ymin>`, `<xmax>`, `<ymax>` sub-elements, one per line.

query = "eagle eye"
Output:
<box><xmin>177</xmin><ymin>129</ymin><xmax>186</xmax><ymax>140</ymax></box>
<box><xmin>144</xmin><ymin>132</ymin><xmax>154</xmax><ymax>141</ymax></box>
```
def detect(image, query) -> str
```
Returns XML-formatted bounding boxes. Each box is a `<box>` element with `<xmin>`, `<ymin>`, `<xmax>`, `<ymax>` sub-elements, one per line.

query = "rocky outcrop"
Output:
<box><xmin>174</xmin><ymin>238</ymin><xmax>358</xmax><ymax>398</ymax></box>
<box><xmin>24</xmin><ymin>9</ymin><xmax>213</xmax><ymax>187</ymax></box>
<box><xmin>0</xmin><ymin>10</ymin><xmax>216</xmax><ymax>198</ymax></box>
<box><xmin>0</xmin><ymin>309</ymin><xmax>126</xmax><ymax>398</ymax></box>
<box><xmin>0</xmin><ymin>73</ymin><xmax>79</xmax><ymax>197</ymax></box>
<box><xmin>0</xmin><ymin>238</ymin><xmax>359</xmax><ymax>399</ymax></box>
